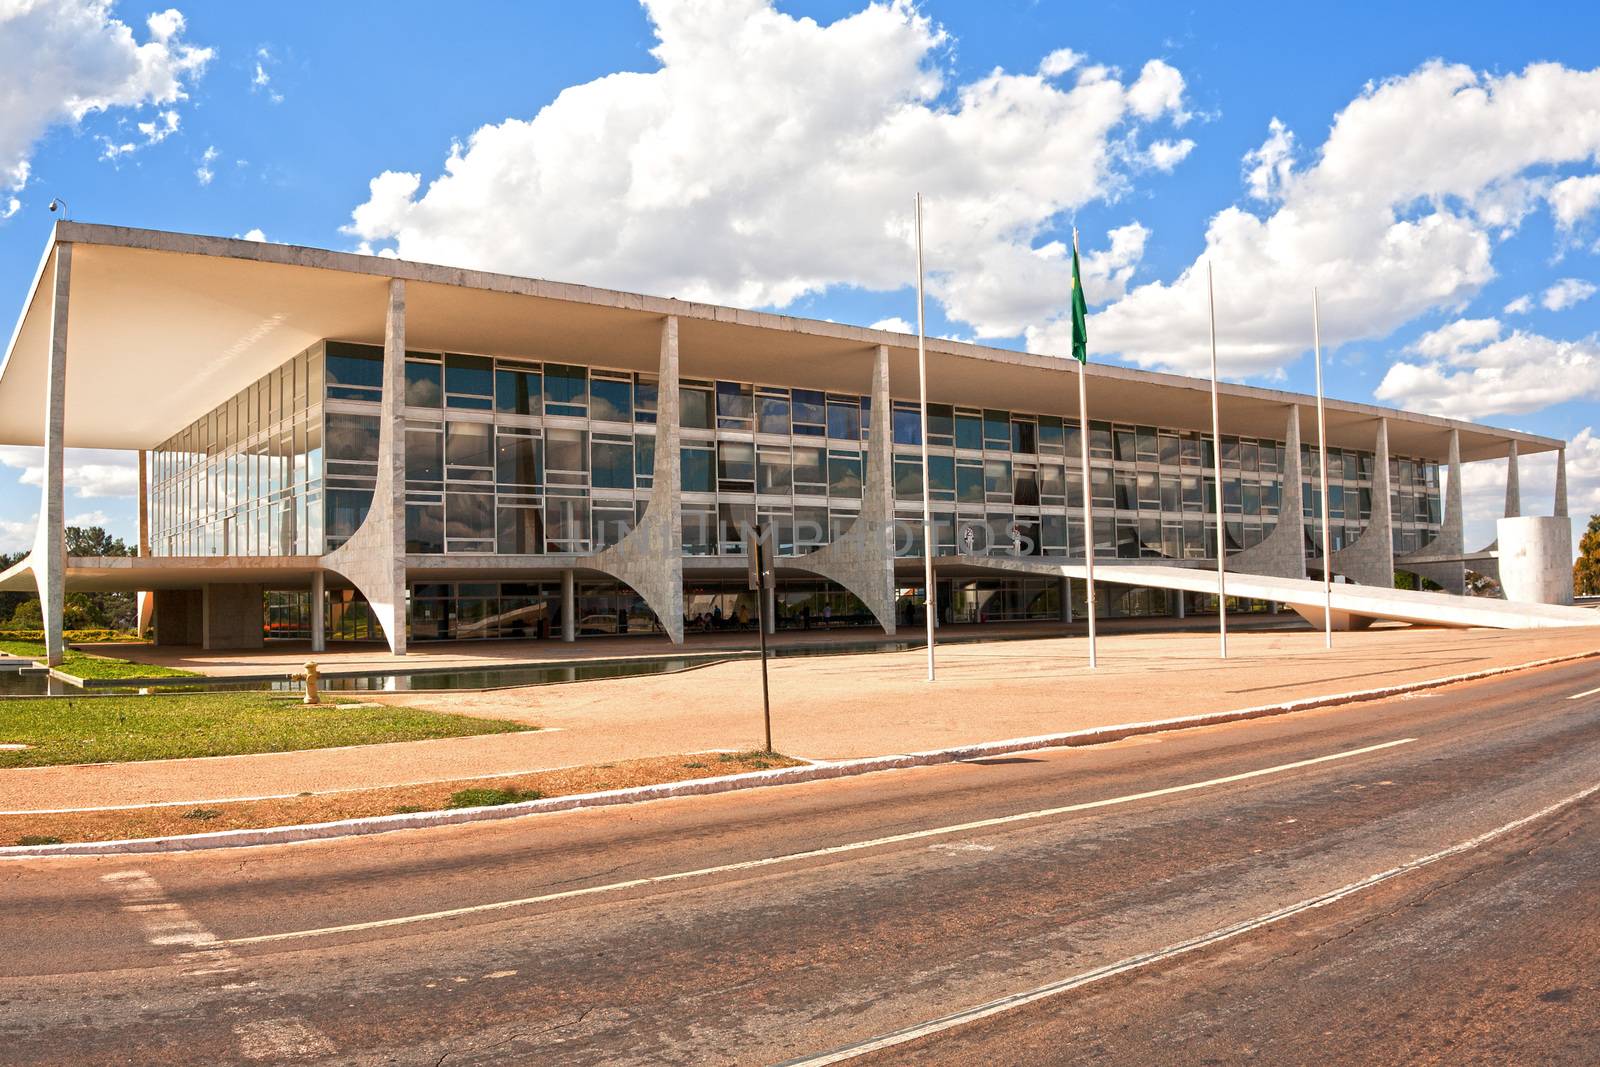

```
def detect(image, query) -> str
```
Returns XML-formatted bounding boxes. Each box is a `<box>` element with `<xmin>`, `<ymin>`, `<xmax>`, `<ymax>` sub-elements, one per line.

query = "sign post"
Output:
<box><xmin>745</xmin><ymin>523</ymin><xmax>775</xmax><ymax>753</ymax></box>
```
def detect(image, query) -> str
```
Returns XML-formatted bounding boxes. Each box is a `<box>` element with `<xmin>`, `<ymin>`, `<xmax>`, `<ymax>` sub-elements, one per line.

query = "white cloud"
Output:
<box><xmin>1548</xmin><ymin>173</ymin><xmax>1600</xmax><ymax>229</ymax></box>
<box><xmin>1038</xmin><ymin>48</ymin><xmax>1081</xmax><ymax>78</ymax></box>
<box><xmin>1144</xmin><ymin>138</ymin><xmax>1194</xmax><ymax>172</ymax></box>
<box><xmin>1504</xmin><ymin>294</ymin><xmax>1532</xmax><ymax>314</ymax></box>
<box><xmin>0</xmin><ymin>447</ymin><xmax>139</xmax><ymax>499</ymax></box>
<box><xmin>237</xmin><ymin>227</ymin><xmax>268</xmax><ymax>242</ymax></box>
<box><xmin>868</xmin><ymin>316</ymin><xmax>914</xmax><ymax>333</ymax></box>
<box><xmin>345</xmin><ymin>0</ymin><xmax>1191</xmax><ymax>343</ymax></box>
<box><xmin>195</xmin><ymin>144</ymin><xmax>217</xmax><ymax>185</ymax></box>
<box><xmin>1</xmin><ymin>197</ymin><xmax>18</xmax><ymax>219</ymax></box>
<box><xmin>1542</xmin><ymin>277</ymin><xmax>1597</xmax><ymax>311</ymax></box>
<box><xmin>67</xmin><ymin>509</ymin><xmax>111</xmax><ymax>528</ymax></box>
<box><xmin>251</xmin><ymin>45</ymin><xmax>283</xmax><ymax>103</ymax></box>
<box><xmin>0</xmin><ymin>1</ymin><xmax>211</xmax><ymax>197</ymax></box>
<box><xmin>0</xmin><ymin>516</ymin><xmax>37</xmax><ymax>555</ymax></box>
<box><xmin>1084</xmin><ymin>61</ymin><xmax>1600</xmax><ymax>377</ymax></box>
<box><xmin>1375</xmin><ymin>318</ymin><xmax>1600</xmax><ymax>419</ymax></box>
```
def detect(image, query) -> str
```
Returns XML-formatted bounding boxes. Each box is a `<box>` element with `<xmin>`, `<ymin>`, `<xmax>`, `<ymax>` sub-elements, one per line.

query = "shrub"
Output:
<box><xmin>17</xmin><ymin>835</ymin><xmax>63</xmax><ymax>846</ymax></box>
<box><xmin>446</xmin><ymin>787</ymin><xmax>543</xmax><ymax>809</ymax></box>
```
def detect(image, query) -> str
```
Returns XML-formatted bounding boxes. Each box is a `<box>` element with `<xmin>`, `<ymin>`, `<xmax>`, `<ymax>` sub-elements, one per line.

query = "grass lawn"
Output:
<box><xmin>0</xmin><ymin>692</ymin><xmax>529</xmax><ymax>767</ymax></box>
<box><xmin>0</xmin><ymin>639</ymin><xmax>200</xmax><ymax>679</ymax></box>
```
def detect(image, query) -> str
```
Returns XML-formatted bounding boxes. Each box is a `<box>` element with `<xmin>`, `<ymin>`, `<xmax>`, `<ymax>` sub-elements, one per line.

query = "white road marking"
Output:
<box><xmin>103</xmin><ymin>868</ymin><xmax>336</xmax><ymax>1058</ymax></box>
<box><xmin>1566</xmin><ymin>685</ymin><xmax>1600</xmax><ymax>700</ymax></box>
<box><xmin>782</xmin><ymin>778</ymin><xmax>1600</xmax><ymax>1065</ymax></box>
<box><xmin>221</xmin><ymin>737</ymin><xmax>1415</xmax><ymax>947</ymax></box>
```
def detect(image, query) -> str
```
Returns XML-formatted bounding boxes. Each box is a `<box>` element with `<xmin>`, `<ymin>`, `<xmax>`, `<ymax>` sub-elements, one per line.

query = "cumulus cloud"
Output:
<box><xmin>1542</xmin><ymin>277</ymin><xmax>1597</xmax><ymax>311</ymax></box>
<box><xmin>1374</xmin><ymin>318</ymin><xmax>1600</xmax><ymax>419</ymax></box>
<box><xmin>868</xmin><ymin>316</ymin><xmax>914</xmax><ymax>333</ymax></box>
<box><xmin>195</xmin><ymin>143</ymin><xmax>216</xmax><ymax>185</ymax></box>
<box><xmin>237</xmin><ymin>227</ymin><xmax>268</xmax><ymax>242</ymax></box>
<box><xmin>1548</xmin><ymin>174</ymin><xmax>1600</xmax><ymax>230</ymax></box>
<box><xmin>344</xmin><ymin>0</ymin><xmax>1191</xmax><ymax>343</ymax></box>
<box><xmin>1504</xmin><ymin>294</ymin><xmax>1532</xmax><ymax>314</ymax></box>
<box><xmin>1083</xmin><ymin>61</ymin><xmax>1600</xmax><ymax>377</ymax></box>
<box><xmin>251</xmin><ymin>45</ymin><xmax>283</xmax><ymax>103</ymax></box>
<box><xmin>0</xmin><ymin>447</ymin><xmax>139</xmax><ymax>499</ymax></box>
<box><xmin>0</xmin><ymin>2</ymin><xmax>211</xmax><ymax>200</ymax></box>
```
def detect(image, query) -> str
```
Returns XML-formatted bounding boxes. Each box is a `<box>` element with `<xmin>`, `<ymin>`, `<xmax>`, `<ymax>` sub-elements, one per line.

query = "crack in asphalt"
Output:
<box><xmin>435</xmin><ymin>1007</ymin><xmax>596</xmax><ymax>1065</ymax></box>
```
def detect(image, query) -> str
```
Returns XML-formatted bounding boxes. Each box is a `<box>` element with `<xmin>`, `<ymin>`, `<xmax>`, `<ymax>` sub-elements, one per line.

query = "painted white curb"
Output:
<box><xmin>5</xmin><ymin>647</ymin><xmax>1596</xmax><ymax>859</ymax></box>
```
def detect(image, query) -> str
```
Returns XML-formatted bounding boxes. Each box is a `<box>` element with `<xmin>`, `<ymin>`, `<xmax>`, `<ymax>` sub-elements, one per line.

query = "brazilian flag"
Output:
<box><xmin>1070</xmin><ymin>236</ymin><xmax>1089</xmax><ymax>364</ymax></box>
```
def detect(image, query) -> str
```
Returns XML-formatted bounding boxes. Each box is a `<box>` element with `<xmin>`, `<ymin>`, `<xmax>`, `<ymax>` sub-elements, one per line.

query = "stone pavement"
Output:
<box><xmin>5</xmin><ymin>625</ymin><xmax>1597</xmax><ymax>813</ymax></box>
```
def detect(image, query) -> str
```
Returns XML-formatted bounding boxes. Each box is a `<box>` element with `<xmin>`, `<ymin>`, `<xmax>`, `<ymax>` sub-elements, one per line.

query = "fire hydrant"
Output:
<box><xmin>291</xmin><ymin>660</ymin><xmax>322</xmax><ymax>705</ymax></box>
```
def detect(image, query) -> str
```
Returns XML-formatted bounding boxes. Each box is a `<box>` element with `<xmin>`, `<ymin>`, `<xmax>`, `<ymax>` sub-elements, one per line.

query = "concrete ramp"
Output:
<box><xmin>979</xmin><ymin>558</ymin><xmax>1599</xmax><ymax>631</ymax></box>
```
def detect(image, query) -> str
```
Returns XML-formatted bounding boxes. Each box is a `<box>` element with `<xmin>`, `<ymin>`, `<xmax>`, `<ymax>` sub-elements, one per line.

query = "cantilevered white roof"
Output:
<box><xmin>0</xmin><ymin>222</ymin><xmax>1562</xmax><ymax>461</ymax></box>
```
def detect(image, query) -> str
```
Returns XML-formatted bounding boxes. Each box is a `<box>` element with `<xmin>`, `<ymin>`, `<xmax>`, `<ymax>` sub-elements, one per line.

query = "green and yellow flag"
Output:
<box><xmin>1070</xmin><ymin>233</ymin><xmax>1089</xmax><ymax>364</ymax></box>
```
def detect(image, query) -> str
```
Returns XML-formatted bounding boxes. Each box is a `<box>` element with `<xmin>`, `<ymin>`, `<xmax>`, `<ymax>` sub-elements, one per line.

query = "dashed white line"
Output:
<box><xmin>221</xmin><ymin>737</ymin><xmax>1416</xmax><ymax>947</ymax></box>
<box><xmin>781</xmin><ymin>778</ymin><xmax>1600</xmax><ymax>1065</ymax></box>
<box><xmin>1566</xmin><ymin>685</ymin><xmax>1600</xmax><ymax>700</ymax></box>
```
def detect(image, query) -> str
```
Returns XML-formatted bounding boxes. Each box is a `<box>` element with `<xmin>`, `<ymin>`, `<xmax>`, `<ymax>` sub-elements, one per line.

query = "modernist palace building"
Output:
<box><xmin>0</xmin><ymin>224</ymin><xmax>1587</xmax><ymax>663</ymax></box>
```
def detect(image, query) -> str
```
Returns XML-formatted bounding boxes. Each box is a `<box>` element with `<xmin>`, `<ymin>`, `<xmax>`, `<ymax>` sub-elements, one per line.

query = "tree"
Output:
<box><xmin>1576</xmin><ymin>514</ymin><xmax>1600</xmax><ymax>597</ymax></box>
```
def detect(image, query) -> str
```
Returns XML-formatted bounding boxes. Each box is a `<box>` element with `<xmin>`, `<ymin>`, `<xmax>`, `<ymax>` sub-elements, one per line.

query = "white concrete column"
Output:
<box><xmin>1175</xmin><ymin>589</ymin><xmax>1186</xmax><ymax>619</ymax></box>
<box><xmin>561</xmin><ymin>568</ymin><xmax>576</xmax><ymax>642</ymax></box>
<box><xmin>310</xmin><ymin>569</ymin><xmax>326</xmax><ymax>653</ymax></box>
<box><xmin>1554</xmin><ymin>447</ymin><xmax>1568</xmax><ymax>518</ymax></box>
<box><xmin>1504</xmin><ymin>439</ymin><xmax>1521</xmax><ymax>518</ymax></box>
<box><xmin>35</xmin><ymin>243</ymin><xmax>71</xmax><ymax>666</ymax></box>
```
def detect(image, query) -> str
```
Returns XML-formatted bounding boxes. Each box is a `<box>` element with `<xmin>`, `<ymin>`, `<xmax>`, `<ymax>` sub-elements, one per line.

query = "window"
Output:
<box><xmin>828</xmin><ymin>451</ymin><xmax>863</xmax><ymax>498</ymax></box>
<box><xmin>494</xmin><ymin>364</ymin><xmax>541</xmax><ymax>415</ymax></box>
<box><xmin>405</xmin><ymin>358</ymin><xmax>443</xmax><ymax>408</ymax></box>
<box><xmin>544</xmin><ymin>428</ymin><xmax>588</xmax><ymax>474</ymax></box>
<box><xmin>405</xmin><ymin>426</ymin><xmax>443</xmax><ymax>485</ymax></box>
<box><xmin>791</xmin><ymin>389</ymin><xmax>826</xmax><ymax>436</ymax></box>
<box><xmin>446</xmin><ymin>490</ymin><xmax>494</xmax><ymax>547</ymax></box>
<box><xmin>1090</xmin><ymin>421</ymin><xmax>1114</xmax><ymax>460</ymax></box>
<box><xmin>1012</xmin><ymin>419</ymin><xmax>1037</xmax><ymax>455</ymax></box>
<box><xmin>406</xmin><ymin>504</ymin><xmax>444</xmax><ymax>553</ymax></box>
<box><xmin>717</xmin><ymin>440</ymin><xmax>755</xmax><ymax>491</ymax></box>
<box><xmin>1038</xmin><ymin>416</ymin><xmax>1064</xmax><ymax>454</ymax></box>
<box><xmin>758</xmin><ymin>446</ymin><xmax>792</xmax><ymax>494</ymax></box>
<box><xmin>591</xmin><ymin>374</ymin><xmax>632</xmax><ymax>423</ymax></box>
<box><xmin>984</xmin><ymin>410</ymin><xmax>1011</xmax><ymax>451</ymax></box>
<box><xmin>326</xmin><ymin>413</ymin><xmax>379</xmax><ymax>464</ymax></box>
<box><xmin>956</xmin><ymin>461</ymin><xmax>983</xmax><ymax>504</ymax></box>
<box><xmin>496</xmin><ymin>506</ymin><xmax>543</xmax><ymax>554</ymax></box>
<box><xmin>635</xmin><ymin>433</ymin><xmax>655</xmax><ymax>486</ymax></box>
<box><xmin>682</xmin><ymin>446</ymin><xmax>714</xmax><ymax>493</ymax></box>
<box><xmin>793</xmin><ymin>446</ymin><xmax>826</xmax><ymax>492</ymax></box>
<box><xmin>827</xmin><ymin>396</ymin><xmax>861</xmax><ymax>441</ymax></box>
<box><xmin>545</xmin><ymin>496</ymin><xmax>590</xmax><ymax>551</ymax></box>
<box><xmin>716</xmin><ymin>381</ymin><xmax>753</xmax><ymax>429</ymax></box>
<box><xmin>444</xmin><ymin>354</ymin><xmax>494</xmax><ymax>410</ymax></box>
<box><xmin>635</xmin><ymin>375</ymin><xmax>659</xmax><ymax>424</ymax></box>
<box><xmin>446</xmin><ymin>422</ymin><xmax>493</xmax><ymax>470</ymax></box>
<box><xmin>955</xmin><ymin>411</ymin><xmax>983</xmax><ymax>451</ymax></box>
<box><xmin>895</xmin><ymin>458</ymin><xmax>922</xmax><ymax>500</ymax></box>
<box><xmin>495</xmin><ymin>431</ymin><xmax>541</xmax><ymax>488</ymax></box>
<box><xmin>893</xmin><ymin>402</ymin><xmax>922</xmax><ymax>446</ymax></box>
<box><xmin>681</xmin><ymin>385</ymin><xmax>713</xmax><ymax>430</ymax></box>
<box><xmin>928</xmin><ymin>455</ymin><xmax>955</xmax><ymax>501</ymax></box>
<box><xmin>544</xmin><ymin>364</ymin><xmax>588</xmax><ymax>417</ymax></box>
<box><xmin>324</xmin><ymin>342</ymin><xmax>383</xmax><ymax>402</ymax></box>
<box><xmin>927</xmin><ymin>403</ymin><xmax>955</xmax><ymax>444</ymax></box>
<box><xmin>592</xmin><ymin>435</ymin><xmax>634</xmax><ymax>490</ymax></box>
<box><xmin>757</xmin><ymin>389</ymin><xmax>790</xmax><ymax>435</ymax></box>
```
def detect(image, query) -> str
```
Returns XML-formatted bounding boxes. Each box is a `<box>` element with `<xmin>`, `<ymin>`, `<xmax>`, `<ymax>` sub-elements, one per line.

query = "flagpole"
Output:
<box><xmin>1074</xmin><ymin>229</ymin><xmax>1097</xmax><ymax>670</ymax></box>
<box><xmin>1208</xmin><ymin>262</ymin><xmax>1227</xmax><ymax>659</ymax></box>
<box><xmin>1313</xmin><ymin>287</ymin><xmax>1333</xmax><ymax>649</ymax></box>
<box><xmin>915</xmin><ymin>193</ymin><xmax>936</xmax><ymax>682</ymax></box>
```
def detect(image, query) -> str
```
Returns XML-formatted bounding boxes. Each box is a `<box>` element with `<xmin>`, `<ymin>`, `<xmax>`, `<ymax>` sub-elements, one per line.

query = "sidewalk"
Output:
<box><xmin>5</xmin><ymin>625</ymin><xmax>1597</xmax><ymax>813</ymax></box>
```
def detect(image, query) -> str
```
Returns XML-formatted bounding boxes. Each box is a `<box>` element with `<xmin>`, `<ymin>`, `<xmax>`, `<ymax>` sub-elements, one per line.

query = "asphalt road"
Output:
<box><xmin>4</xmin><ymin>657</ymin><xmax>1600</xmax><ymax>1065</ymax></box>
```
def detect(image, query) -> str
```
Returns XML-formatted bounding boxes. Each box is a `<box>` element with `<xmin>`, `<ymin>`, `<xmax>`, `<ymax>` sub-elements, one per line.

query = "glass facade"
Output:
<box><xmin>145</xmin><ymin>338</ymin><xmax>1444</xmax><ymax>640</ymax></box>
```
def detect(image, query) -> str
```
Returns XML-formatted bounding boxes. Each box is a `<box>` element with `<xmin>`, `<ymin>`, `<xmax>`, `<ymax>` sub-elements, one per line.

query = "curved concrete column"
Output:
<box><xmin>322</xmin><ymin>279</ymin><xmax>408</xmax><ymax>654</ymax></box>
<box><xmin>592</xmin><ymin>315</ymin><xmax>685</xmax><ymax>642</ymax></box>
<box><xmin>1399</xmin><ymin>428</ymin><xmax>1465</xmax><ymax>595</ymax></box>
<box><xmin>1232</xmin><ymin>404</ymin><xmax>1306</xmax><ymax>579</ymax></box>
<box><xmin>1498</xmin><ymin>516</ymin><xmax>1573</xmax><ymax>605</ymax></box>
<box><xmin>1331</xmin><ymin>417</ymin><xmax>1395</xmax><ymax>589</ymax></box>
<box><xmin>793</xmin><ymin>344</ymin><xmax>897</xmax><ymax>634</ymax></box>
<box><xmin>30</xmin><ymin>243</ymin><xmax>72</xmax><ymax>666</ymax></box>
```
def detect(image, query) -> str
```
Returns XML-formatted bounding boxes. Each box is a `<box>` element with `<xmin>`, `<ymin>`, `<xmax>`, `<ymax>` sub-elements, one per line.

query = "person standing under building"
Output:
<box><xmin>822</xmin><ymin>602</ymin><xmax>832</xmax><ymax>630</ymax></box>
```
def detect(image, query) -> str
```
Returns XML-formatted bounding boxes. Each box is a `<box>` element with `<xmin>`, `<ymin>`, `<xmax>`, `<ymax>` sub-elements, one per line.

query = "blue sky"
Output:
<box><xmin>3</xmin><ymin>0</ymin><xmax>1599</xmax><ymax>553</ymax></box>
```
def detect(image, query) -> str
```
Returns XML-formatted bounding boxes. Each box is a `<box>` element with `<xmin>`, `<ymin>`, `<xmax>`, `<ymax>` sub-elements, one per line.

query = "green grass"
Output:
<box><xmin>0</xmin><ymin>639</ymin><xmax>200</xmax><ymax>680</ymax></box>
<box><xmin>447</xmin><ymin>787</ymin><xmax>544</xmax><ymax>808</ymax></box>
<box><xmin>0</xmin><ymin>692</ymin><xmax>529</xmax><ymax>768</ymax></box>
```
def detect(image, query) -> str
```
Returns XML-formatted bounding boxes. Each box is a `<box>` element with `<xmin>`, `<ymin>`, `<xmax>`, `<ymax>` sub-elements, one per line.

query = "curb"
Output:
<box><xmin>5</xmin><ymin>647</ymin><xmax>1597</xmax><ymax>859</ymax></box>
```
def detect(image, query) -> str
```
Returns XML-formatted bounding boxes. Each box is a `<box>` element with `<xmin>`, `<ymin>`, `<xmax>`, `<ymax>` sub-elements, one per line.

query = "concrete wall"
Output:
<box><xmin>153</xmin><ymin>589</ymin><xmax>202</xmax><ymax>646</ymax></box>
<box><xmin>201</xmin><ymin>583</ymin><xmax>266</xmax><ymax>649</ymax></box>
<box><xmin>1497</xmin><ymin>516</ymin><xmax>1573</xmax><ymax>606</ymax></box>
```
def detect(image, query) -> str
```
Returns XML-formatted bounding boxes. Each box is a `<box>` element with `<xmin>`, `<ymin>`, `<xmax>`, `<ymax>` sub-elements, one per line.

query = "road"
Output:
<box><xmin>3</xmin><ymin>658</ymin><xmax>1599</xmax><ymax>1065</ymax></box>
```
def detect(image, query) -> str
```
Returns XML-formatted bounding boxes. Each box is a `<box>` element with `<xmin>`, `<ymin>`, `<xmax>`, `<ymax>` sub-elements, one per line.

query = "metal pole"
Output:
<box><xmin>1078</xmin><ymin>358</ymin><xmax>1098</xmax><ymax>669</ymax></box>
<box><xmin>915</xmin><ymin>192</ymin><xmax>937</xmax><ymax>681</ymax></box>
<box><xmin>756</xmin><ymin>534</ymin><xmax>772</xmax><ymax>752</ymax></box>
<box><xmin>1313</xmin><ymin>288</ymin><xmax>1333</xmax><ymax>649</ymax></box>
<box><xmin>1208</xmin><ymin>262</ymin><xmax>1227</xmax><ymax>659</ymax></box>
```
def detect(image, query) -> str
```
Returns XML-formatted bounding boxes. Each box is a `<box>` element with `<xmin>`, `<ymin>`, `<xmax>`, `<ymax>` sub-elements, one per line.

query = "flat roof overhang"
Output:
<box><xmin>0</xmin><ymin>222</ymin><xmax>1561</xmax><ymax>462</ymax></box>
